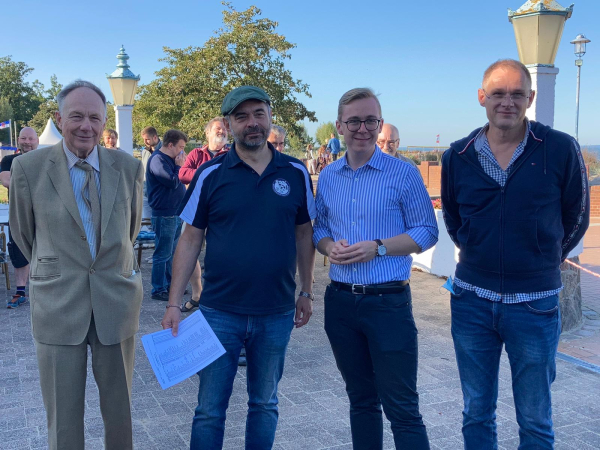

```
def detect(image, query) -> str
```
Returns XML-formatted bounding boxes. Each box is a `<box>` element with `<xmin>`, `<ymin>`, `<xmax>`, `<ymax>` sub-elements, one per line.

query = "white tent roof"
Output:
<box><xmin>38</xmin><ymin>118</ymin><xmax>62</xmax><ymax>147</ymax></box>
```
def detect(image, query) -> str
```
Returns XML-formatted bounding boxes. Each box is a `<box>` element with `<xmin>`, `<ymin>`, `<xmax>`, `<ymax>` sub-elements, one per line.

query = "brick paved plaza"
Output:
<box><xmin>2</xmin><ymin>248</ymin><xmax>600</xmax><ymax>449</ymax></box>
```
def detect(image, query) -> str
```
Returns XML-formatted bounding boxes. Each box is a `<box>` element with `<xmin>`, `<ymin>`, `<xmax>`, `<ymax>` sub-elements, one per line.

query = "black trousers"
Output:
<box><xmin>324</xmin><ymin>283</ymin><xmax>430</xmax><ymax>450</ymax></box>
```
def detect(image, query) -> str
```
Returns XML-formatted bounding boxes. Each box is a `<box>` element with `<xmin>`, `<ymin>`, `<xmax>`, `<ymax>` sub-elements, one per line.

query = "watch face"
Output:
<box><xmin>378</xmin><ymin>245</ymin><xmax>387</xmax><ymax>256</ymax></box>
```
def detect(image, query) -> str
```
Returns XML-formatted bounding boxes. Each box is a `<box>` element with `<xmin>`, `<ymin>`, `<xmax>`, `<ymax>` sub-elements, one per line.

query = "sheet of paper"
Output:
<box><xmin>141</xmin><ymin>310</ymin><xmax>226</xmax><ymax>390</ymax></box>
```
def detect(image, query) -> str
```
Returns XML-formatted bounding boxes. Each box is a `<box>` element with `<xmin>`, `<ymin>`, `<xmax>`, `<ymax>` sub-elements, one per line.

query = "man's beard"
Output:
<box><xmin>212</xmin><ymin>135</ymin><xmax>227</xmax><ymax>149</ymax></box>
<box><xmin>231</xmin><ymin>125</ymin><xmax>268</xmax><ymax>151</ymax></box>
<box><xmin>20</xmin><ymin>144</ymin><xmax>34</xmax><ymax>153</ymax></box>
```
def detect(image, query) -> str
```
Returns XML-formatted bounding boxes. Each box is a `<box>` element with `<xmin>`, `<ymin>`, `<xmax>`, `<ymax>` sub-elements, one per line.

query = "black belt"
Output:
<box><xmin>331</xmin><ymin>280</ymin><xmax>409</xmax><ymax>295</ymax></box>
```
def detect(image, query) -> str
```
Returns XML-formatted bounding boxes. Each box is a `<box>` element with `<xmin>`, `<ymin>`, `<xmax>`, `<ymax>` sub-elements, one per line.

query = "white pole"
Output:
<box><xmin>575</xmin><ymin>60</ymin><xmax>582</xmax><ymax>142</ymax></box>
<box><xmin>9</xmin><ymin>120</ymin><xmax>13</xmax><ymax>147</ymax></box>
<box><xmin>114</xmin><ymin>105</ymin><xmax>134</xmax><ymax>155</ymax></box>
<box><xmin>525</xmin><ymin>65</ymin><xmax>560</xmax><ymax>127</ymax></box>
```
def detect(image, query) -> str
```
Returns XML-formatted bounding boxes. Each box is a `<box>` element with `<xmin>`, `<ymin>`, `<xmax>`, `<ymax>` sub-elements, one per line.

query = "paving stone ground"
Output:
<box><xmin>2</xmin><ymin>249</ymin><xmax>600</xmax><ymax>449</ymax></box>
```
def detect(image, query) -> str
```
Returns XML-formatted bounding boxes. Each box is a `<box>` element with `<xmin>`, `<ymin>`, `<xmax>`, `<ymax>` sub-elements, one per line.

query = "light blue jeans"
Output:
<box><xmin>451</xmin><ymin>285</ymin><xmax>561</xmax><ymax>450</ymax></box>
<box><xmin>190</xmin><ymin>305</ymin><xmax>295</xmax><ymax>449</ymax></box>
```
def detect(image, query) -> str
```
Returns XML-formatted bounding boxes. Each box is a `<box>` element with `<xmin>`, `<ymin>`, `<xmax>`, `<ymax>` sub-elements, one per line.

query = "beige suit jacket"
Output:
<box><xmin>9</xmin><ymin>141</ymin><xmax>144</xmax><ymax>345</ymax></box>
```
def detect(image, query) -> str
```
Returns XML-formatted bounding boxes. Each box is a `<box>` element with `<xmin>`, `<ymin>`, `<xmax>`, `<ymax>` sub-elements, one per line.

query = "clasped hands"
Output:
<box><xmin>327</xmin><ymin>239</ymin><xmax>377</xmax><ymax>265</ymax></box>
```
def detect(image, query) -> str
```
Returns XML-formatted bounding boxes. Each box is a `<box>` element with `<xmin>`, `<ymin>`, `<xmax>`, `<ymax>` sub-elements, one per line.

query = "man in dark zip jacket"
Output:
<box><xmin>441</xmin><ymin>59</ymin><xmax>589</xmax><ymax>450</ymax></box>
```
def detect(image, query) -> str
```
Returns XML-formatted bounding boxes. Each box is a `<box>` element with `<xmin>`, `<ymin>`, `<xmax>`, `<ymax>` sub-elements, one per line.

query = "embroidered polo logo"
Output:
<box><xmin>273</xmin><ymin>179</ymin><xmax>290</xmax><ymax>196</ymax></box>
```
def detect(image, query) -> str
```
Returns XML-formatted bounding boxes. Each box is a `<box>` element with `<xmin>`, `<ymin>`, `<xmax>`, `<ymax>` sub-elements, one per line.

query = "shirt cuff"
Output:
<box><xmin>312</xmin><ymin>226</ymin><xmax>331</xmax><ymax>248</ymax></box>
<box><xmin>406</xmin><ymin>226</ymin><xmax>438</xmax><ymax>253</ymax></box>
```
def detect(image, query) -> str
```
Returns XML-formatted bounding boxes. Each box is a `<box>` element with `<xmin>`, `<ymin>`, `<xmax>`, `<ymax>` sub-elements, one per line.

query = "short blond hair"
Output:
<box><xmin>337</xmin><ymin>88</ymin><xmax>381</xmax><ymax>121</ymax></box>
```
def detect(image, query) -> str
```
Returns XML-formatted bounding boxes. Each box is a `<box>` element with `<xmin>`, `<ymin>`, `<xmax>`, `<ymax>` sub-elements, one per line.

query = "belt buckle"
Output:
<box><xmin>351</xmin><ymin>284</ymin><xmax>366</xmax><ymax>295</ymax></box>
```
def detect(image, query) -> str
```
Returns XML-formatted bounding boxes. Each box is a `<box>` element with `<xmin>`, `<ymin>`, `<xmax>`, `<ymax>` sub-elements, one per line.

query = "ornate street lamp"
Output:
<box><xmin>107</xmin><ymin>46</ymin><xmax>140</xmax><ymax>155</ymax></box>
<box><xmin>570</xmin><ymin>34</ymin><xmax>591</xmax><ymax>142</ymax></box>
<box><xmin>508</xmin><ymin>0</ymin><xmax>573</xmax><ymax>127</ymax></box>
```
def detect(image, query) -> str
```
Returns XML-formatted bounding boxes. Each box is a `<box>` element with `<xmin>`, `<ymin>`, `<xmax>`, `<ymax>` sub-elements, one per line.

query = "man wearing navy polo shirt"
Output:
<box><xmin>161</xmin><ymin>86</ymin><xmax>316</xmax><ymax>449</ymax></box>
<box><xmin>314</xmin><ymin>88</ymin><xmax>438</xmax><ymax>450</ymax></box>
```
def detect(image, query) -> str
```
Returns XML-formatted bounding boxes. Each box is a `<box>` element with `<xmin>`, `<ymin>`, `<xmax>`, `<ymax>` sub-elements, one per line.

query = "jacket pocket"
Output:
<box><xmin>462</xmin><ymin>217</ymin><xmax>500</xmax><ymax>273</ymax></box>
<box><xmin>504</xmin><ymin>219</ymin><xmax>543</xmax><ymax>273</ymax></box>
<box><xmin>31</xmin><ymin>256</ymin><xmax>61</xmax><ymax>280</ymax></box>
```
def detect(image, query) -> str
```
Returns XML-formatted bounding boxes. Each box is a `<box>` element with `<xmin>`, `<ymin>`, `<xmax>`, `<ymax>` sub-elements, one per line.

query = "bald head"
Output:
<box><xmin>18</xmin><ymin>127</ymin><xmax>39</xmax><ymax>153</ymax></box>
<box><xmin>377</xmin><ymin>123</ymin><xmax>400</xmax><ymax>156</ymax></box>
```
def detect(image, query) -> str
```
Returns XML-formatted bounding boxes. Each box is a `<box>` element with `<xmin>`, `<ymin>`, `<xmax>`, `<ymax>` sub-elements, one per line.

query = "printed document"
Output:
<box><xmin>142</xmin><ymin>310</ymin><xmax>226</xmax><ymax>389</ymax></box>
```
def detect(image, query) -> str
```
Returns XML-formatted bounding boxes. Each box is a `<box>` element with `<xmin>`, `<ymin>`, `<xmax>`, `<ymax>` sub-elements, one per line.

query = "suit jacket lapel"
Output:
<box><xmin>98</xmin><ymin>146</ymin><xmax>120</xmax><ymax>240</ymax></box>
<box><xmin>47</xmin><ymin>141</ymin><xmax>86</xmax><ymax>233</ymax></box>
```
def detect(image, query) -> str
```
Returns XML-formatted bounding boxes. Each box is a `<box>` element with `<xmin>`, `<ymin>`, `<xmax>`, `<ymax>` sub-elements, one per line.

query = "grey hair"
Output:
<box><xmin>270</xmin><ymin>124</ymin><xmax>286</xmax><ymax>138</ymax></box>
<box><xmin>56</xmin><ymin>80</ymin><xmax>107</xmax><ymax>118</ymax></box>
<box><xmin>204</xmin><ymin>117</ymin><xmax>226</xmax><ymax>136</ymax></box>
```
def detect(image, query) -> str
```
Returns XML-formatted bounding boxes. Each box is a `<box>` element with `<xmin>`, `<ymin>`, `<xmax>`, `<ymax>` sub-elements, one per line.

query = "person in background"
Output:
<box><xmin>306</xmin><ymin>143</ymin><xmax>317</xmax><ymax>175</ymax></box>
<box><xmin>102</xmin><ymin>129</ymin><xmax>119</xmax><ymax>150</ymax></box>
<box><xmin>146</xmin><ymin>129</ymin><xmax>188</xmax><ymax>301</ymax></box>
<box><xmin>377</xmin><ymin>123</ymin><xmax>418</xmax><ymax>168</ymax></box>
<box><xmin>268</xmin><ymin>124</ymin><xmax>286</xmax><ymax>152</ymax></box>
<box><xmin>0</xmin><ymin>127</ymin><xmax>39</xmax><ymax>308</ymax></box>
<box><xmin>179</xmin><ymin>117</ymin><xmax>230</xmax><ymax>185</ymax></box>
<box><xmin>326</xmin><ymin>132</ymin><xmax>341</xmax><ymax>161</ymax></box>
<box><xmin>141</xmin><ymin>127</ymin><xmax>162</xmax><ymax>223</ymax></box>
<box><xmin>317</xmin><ymin>144</ymin><xmax>329</xmax><ymax>173</ymax></box>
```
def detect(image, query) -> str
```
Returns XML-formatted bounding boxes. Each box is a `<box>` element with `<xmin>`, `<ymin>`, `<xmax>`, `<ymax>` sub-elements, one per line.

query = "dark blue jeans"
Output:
<box><xmin>451</xmin><ymin>286</ymin><xmax>561</xmax><ymax>450</ymax></box>
<box><xmin>150</xmin><ymin>216</ymin><xmax>182</xmax><ymax>295</ymax></box>
<box><xmin>190</xmin><ymin>305</ymin><xmax>295</xmax><ymax>450</ymax></box>
<box><xmin>324</xmin><ymin>283</ymin><xmax>430</xmax><ymax>450</ymax></box>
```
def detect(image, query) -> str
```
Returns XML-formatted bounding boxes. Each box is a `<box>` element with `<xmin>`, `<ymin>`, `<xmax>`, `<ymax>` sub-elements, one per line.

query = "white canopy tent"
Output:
<box><xmin>38</xmin><ymin>118</ymin><xmax>62</xmax><ymax>148</ymax></box>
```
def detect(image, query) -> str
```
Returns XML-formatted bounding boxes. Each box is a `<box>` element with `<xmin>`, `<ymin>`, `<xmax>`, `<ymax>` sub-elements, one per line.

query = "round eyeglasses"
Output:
<box><xmin>343</xmin><ymin>119</ymin><xmax>382</xmax><ymax>132</ymax></box>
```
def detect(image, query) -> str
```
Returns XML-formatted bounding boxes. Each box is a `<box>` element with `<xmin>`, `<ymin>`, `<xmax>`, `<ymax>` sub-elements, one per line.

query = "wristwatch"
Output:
<box><xmin>375</xmin><ymin>239</ymin><xmax>387</xmax><ymax>256</ymax></box>
<box><xmin>299</xmin><ymin>291</ymin><xmax>314</xmax><ymax>300</ymax></box>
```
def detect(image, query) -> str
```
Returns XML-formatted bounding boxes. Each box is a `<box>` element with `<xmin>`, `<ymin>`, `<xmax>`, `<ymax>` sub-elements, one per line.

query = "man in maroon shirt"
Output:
<box><xmin>179</xmin><ymin>117</ymin><xmax>230</xmax><ymax>185</ymax></box>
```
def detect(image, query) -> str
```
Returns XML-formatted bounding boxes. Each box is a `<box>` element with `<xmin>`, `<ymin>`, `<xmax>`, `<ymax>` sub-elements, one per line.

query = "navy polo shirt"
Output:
<box><xmin>179</xmin><ymin>143</ymin><xmax>316</xmax><ymax>315</ymax></box>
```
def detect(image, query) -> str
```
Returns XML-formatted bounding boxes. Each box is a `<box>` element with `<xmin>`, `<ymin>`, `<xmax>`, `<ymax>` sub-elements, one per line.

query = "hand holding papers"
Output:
<box><xmin>142</xmin><ymin>310</ymin><xmax>226</xmax><ymax>390</ymax></box>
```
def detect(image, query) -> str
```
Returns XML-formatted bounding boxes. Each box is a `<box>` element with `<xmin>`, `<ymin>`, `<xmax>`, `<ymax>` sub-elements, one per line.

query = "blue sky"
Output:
<box><xmin>6</xmin><ymin>0</ymin><xmax>600</xmax><ymax>145</ymax></box>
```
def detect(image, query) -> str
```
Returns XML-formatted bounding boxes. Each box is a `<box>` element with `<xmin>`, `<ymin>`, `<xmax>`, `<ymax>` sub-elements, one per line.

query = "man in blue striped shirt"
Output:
<box><xmin>313</xmin><ymin>88</ymin><xmax>438</xmax><ymax>450</ymax></box>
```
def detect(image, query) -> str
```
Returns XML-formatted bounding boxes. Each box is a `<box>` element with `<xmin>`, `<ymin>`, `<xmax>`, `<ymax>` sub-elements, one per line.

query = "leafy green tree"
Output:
<box><xmin>315</xmin><ymin>122</ymin><xmax>337</xmax><ymax>145</ymax></box>
<box><xmin>133</xmin><ymin>2</ymin><xmax>317</xmax><ymax>146</ymax></box>
<box><xmin>287</xmin><ymin>123</ymin><xmax>313</xmax><ymax>153</ymax></box>
<box><xmin>105</xmin><ymin>102</ymin><xmax>116</xmax><ymax>131</ymax></box>
<box><xmin>28</xmin><ymin>75</ymin><xmax>62</xmax><ymax>135</ymax></box>
<box><xmin>0</xmin><ymin>97</ymin><xmax>14</xmax><ymax>144</ymax></box>
<box><xmin>0</xmin><ymin>56</ymin><xmax>44</xmax><ymax>134</ymax></box>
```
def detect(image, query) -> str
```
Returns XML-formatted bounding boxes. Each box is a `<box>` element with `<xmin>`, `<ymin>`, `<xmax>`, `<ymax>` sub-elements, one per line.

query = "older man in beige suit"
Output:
<box><xmin>9</xmin><ymin>80</ymin><xmax>143</xmax><ymax>450</ymax></box>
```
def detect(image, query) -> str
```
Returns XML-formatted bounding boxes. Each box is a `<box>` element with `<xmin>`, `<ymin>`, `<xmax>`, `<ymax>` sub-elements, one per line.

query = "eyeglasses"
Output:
<box><xmin>377</xmin><ymin>139</ymin><xmax>398</xmax><ymax>147</ymax></box>
<box><xmin>482</xmin><ymin>89</ymin><xmax>532</xmax><ymax>103</ymax></box>
<box><xmin>343</xmin><ymin>118</ymin><xmax>382</xmax><ymax>132</ymax></box>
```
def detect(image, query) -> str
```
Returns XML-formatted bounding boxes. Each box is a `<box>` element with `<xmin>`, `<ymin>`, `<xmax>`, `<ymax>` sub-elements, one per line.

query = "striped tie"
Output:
<box><xmin>75</xmin><ymin>161</ymin><xmax>101</xmax><ymax>257</ymax></box>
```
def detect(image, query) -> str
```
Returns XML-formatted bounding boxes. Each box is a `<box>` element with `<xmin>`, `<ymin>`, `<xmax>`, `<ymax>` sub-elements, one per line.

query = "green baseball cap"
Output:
<box><xmin>221</xmin><ymin>86</ymin><xmax>271</xmax><ymax>116</ymax></box>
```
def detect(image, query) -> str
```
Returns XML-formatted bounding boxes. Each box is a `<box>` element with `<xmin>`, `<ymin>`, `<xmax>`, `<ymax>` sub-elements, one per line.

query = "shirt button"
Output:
<box><xmin>352</xmin><ymin>199</ymin><xmax>356</xmax><ymax>202</ymax></box>
<box><xmin>81</xmin><ymin>236</ymin><xmax>87</xmax><ymax>241</ymax></box>
<box><xmin>354</xmin><ymin>178</ymin><xmax>358</xmax><ymax>182</ymax></box>
<box><xmin>90</xmin><ymin>269</ymin><xmax>95</xmax><ymax>274</ymax></box>
<box><xmin>351</xmin><ymin>222</ymin><xmax>355</xmax><ymax>226</ymax></box>
<box><xmin>353</xmin><ymin>268</ymin><xmax>357</xmax><ymax>272</ymax></box>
